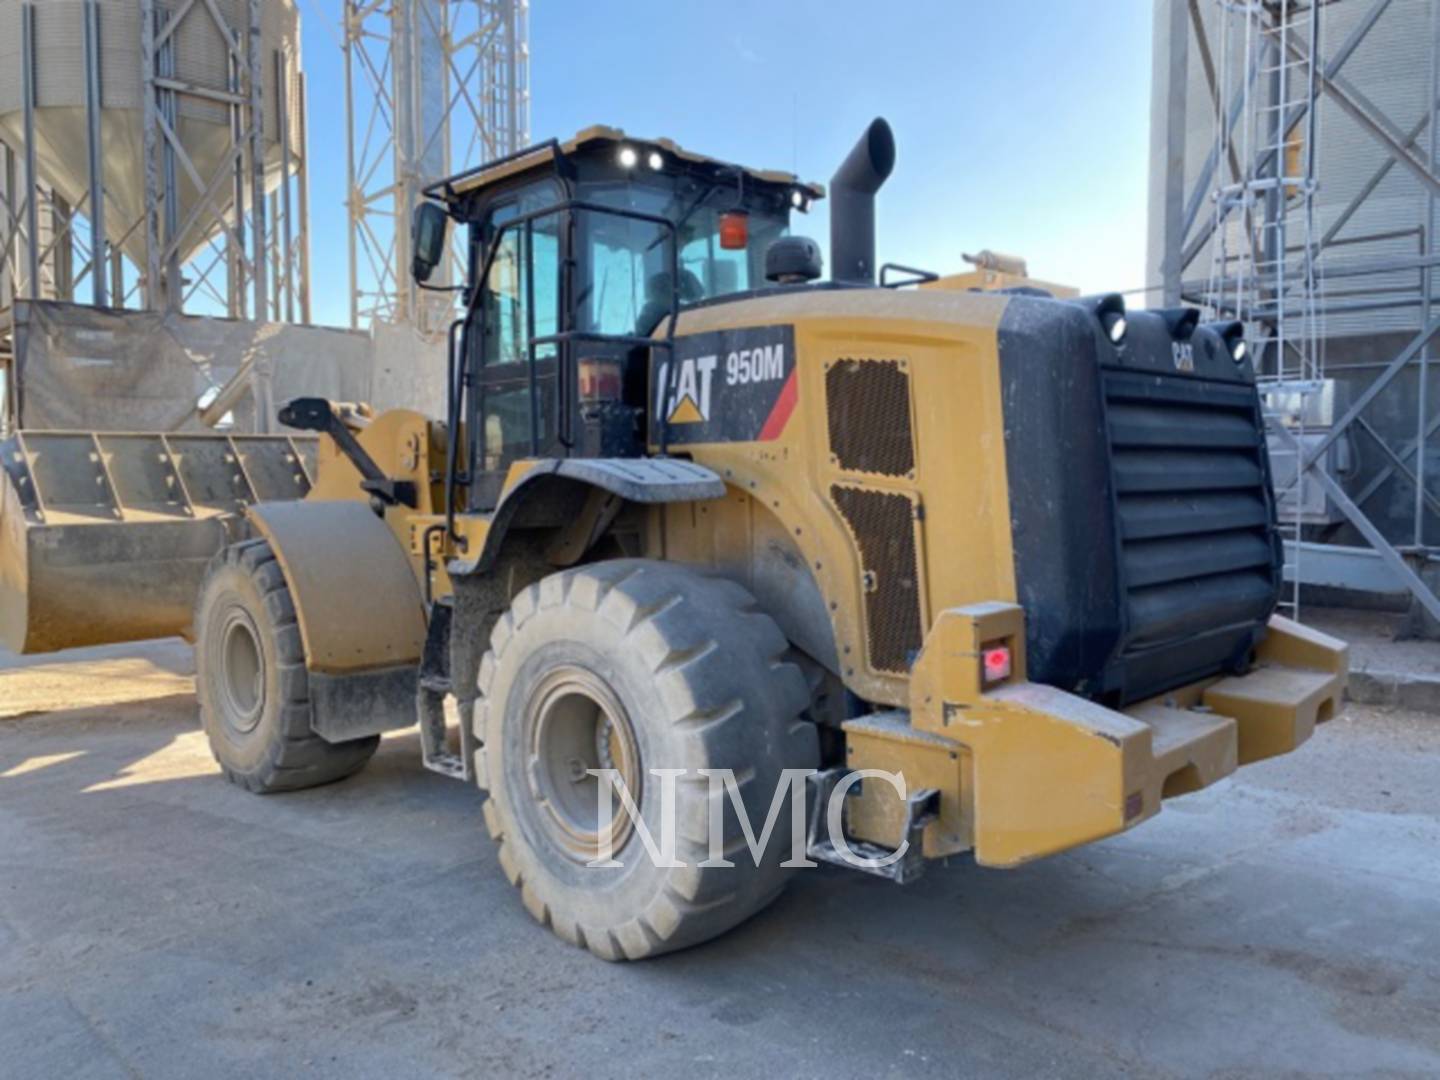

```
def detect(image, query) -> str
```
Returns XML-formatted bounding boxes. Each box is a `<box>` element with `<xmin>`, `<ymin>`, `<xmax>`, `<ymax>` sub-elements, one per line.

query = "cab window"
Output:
<box><xmin>475</xmin><ymin>181</ymin><xmax>562</xmax><ymax>470</ymax></box>
<box><xmin>480</xmin><ymin>183</ymin><xmax>562</xmax><ymax>367</ymax></box>
<box><xmin>578</xmin><ymin>178</ymin><xmax>788</xmax><ymax>338</ymax></box>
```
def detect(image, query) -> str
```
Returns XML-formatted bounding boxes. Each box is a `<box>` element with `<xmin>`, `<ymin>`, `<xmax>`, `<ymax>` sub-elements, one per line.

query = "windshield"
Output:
<box><xmin>577</xmin><ymin>177</ymin><xmax>789</xmax><ymax>337</ymax></box>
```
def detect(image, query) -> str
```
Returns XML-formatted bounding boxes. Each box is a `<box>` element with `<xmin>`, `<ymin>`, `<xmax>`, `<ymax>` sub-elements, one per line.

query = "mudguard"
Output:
<box><xmin>248</xmin><ymin>500</ymin><xmax>426</xmax><ymax>742</ymax></box>
<box><xmin>449</xmin><ymin>456</ymin><xmax>726</xmax><ymax>576</ymax></box>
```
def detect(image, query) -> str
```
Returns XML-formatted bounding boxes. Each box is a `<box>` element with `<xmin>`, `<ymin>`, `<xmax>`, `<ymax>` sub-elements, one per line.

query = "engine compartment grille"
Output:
<box><xmin>825</xmin><ymin>359</ymin><xmax>915</xmax><ymax>477</ymax></box>
<box><xmin>830</xmin><ymin>484</ymin><xmax>924</xmax><ymax>674</ymax></box>
<box><xmin>1103</xmin><ymin>370</ymin><xmax>1278</xmax><ymax>659</ymax></box>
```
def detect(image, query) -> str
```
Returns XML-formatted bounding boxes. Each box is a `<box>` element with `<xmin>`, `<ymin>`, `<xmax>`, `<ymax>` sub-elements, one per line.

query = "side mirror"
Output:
<box><xmin>411</xmin><ymin>202</ymin><xmax>449</xmax><ymax>283</ymax></box>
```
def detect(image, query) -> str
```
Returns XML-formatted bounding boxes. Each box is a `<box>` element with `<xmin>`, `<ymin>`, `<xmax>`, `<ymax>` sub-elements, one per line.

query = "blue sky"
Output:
<box><xmin>299</xmin><ymin>1</ymin><xmax>1154</xmax><ymax>328</ymax></box>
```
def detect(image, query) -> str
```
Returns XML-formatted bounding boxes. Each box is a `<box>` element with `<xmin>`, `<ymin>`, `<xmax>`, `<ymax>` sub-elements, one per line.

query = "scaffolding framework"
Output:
<box><xmin>1155</xmin><ymin>0</ymin><xmax>1440</xmax><ymax>622</ymax></box>
<box><xmin>0</xmin><ymin>0</ymin><xmax>310</xmax><ymax>328</ymax></box>
<box><xmin>1202</xmin><ymin>0</ymin><xmax>1327</xmax><ymax>614</ymax></box>
<box><xmin>343</xmin><ymin>0</ymin><xmax>530</xmax><ymax>334</ymax></box>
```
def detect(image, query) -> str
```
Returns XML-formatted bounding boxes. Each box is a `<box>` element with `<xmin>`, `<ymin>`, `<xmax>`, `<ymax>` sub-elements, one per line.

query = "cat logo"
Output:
<box><xmin>649</xmin><ymin>324</ymin><xmax>797</xmax><ymax>446</ymax></box>
<box><xmin>656</xmin><ymin>353</ymin><xmax>718</xmax><ymax>424</ymax></box>
<box><xmin>668</xmin><ymin>395</ymin><xmax>705</xmax><ymax>424</ymax></box>
<box><xmin>1172</xmin><ymin>341</ymin><xmax>1195</xmax><ymax>373</ymax></box>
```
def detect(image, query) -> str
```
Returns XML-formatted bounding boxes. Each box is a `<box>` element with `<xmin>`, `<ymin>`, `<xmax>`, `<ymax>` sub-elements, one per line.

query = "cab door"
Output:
<box><xmin>469</xmin><ymin>184</ymin><xmax>565</xmax><ymax>510</ymax></box>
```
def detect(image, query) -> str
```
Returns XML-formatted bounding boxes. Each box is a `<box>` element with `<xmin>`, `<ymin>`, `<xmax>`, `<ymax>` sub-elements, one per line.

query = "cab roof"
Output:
<box><xmin>426</xmin><ymin>124</ymin><xmax>827</xmax><ymax>202</ymax></box>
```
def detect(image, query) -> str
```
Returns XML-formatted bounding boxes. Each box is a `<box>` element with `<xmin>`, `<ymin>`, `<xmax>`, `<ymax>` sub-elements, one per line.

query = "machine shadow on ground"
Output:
<box><xmin>3</xmin><ymin>670</ymin><xmax>1439</xmax><ymax>1078</ymax></box>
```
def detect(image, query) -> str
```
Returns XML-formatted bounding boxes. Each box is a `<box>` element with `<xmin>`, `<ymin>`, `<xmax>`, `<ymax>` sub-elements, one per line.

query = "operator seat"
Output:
<box><xmin>636</xmin><ymin>269</ymin><xmax>705</xmax><ymax>337</ymax></box>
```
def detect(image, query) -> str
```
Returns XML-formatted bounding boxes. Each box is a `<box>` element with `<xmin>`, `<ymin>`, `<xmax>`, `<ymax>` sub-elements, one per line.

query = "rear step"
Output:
<box><xmin>417</xmin><ymin>600</ymin><xmax>474</xmax><ymax>782</ymax></box>
<box><xmin>1128</xmin><ymin>662</ymin><xmax>1341</xmax><ymax>806</ymax></box>
<box><xmin>1127</xmin><ymin>701</ymin><xmax>1238</xmax><ymax>800</ymax></box>
<box><xmin>1203</xmin><ymin>666</ymin><xmax>1339</xmax><ymax>764</ymax></box>
<box><xmin>418</xmin><ymin>679</ymin><xmax>473</xmax><ymax>781</ymax></box>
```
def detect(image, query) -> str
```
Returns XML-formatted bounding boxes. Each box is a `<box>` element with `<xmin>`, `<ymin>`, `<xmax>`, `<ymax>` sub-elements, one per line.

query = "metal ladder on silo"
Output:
<box><xmin>1205</xmin><ymin>0</ymin><xmax>1323</xmax><ymax>619</ymax></box>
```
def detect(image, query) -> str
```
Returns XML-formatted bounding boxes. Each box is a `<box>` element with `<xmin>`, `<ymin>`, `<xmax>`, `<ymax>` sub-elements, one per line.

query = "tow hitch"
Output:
<box><xmin>806</xmin><ymin>768</ymin><xmax>940</xmax><ymax>885</ymax></box>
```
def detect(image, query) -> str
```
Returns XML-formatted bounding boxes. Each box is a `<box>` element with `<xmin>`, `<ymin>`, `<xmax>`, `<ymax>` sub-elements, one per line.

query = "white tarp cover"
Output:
<box><xmin>369</xmin><ymin>318</ymin><xmax>449</xmax><ymax>419</ymax></box>
<box><xmin>11</xmin><ymin>301</ymin><xmax>371</xmax><ymax>432</ymax></box>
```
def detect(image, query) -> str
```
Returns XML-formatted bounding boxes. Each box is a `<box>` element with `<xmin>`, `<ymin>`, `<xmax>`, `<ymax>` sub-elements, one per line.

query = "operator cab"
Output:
<box><xmin>415</xmin><ymin>127</ymin><xmax>824</xmax><ymax>510</ymax></box>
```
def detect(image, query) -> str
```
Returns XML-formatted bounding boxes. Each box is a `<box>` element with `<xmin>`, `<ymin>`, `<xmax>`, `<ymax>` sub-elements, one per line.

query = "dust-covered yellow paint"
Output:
<box><xmin>645</xmin><ymin>286</ymin><xmax>1016</xmax><ymax>708</ymax></box>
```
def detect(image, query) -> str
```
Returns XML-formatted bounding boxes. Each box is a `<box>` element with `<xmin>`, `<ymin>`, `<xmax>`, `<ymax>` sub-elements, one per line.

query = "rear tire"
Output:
<box><xmin>477</xmin><ymin>559</ymin><xmax>820</xmax><ymax>960</ymax></box>
<box><xmin>195</xmin><ymin>540</ymin><xmax>379</xmax><ymax>793</ymax></box>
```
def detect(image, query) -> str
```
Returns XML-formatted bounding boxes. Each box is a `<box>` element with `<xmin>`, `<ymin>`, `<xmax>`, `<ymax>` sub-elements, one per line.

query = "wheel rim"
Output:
<box><xmin>218</xmin><ymin>608</ymin><xmax>265</xmax><ymax>734</ymax></box>
<box><xmin>524</xmin><ymin>665</ymin><xmax>641</xmax><ymax>864</ymax></box>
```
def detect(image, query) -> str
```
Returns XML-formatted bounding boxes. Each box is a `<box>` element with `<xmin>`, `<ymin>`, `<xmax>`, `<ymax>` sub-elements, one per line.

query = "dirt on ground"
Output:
<box><xmin>0</xmin><ymin>640</ymin><xmax>196</xmax><ymax>720</ymax></box>
<box><xmin>2</xmin><ymin>639</ymin><xmax>1438</xmax><ymax>1079</ymax></box>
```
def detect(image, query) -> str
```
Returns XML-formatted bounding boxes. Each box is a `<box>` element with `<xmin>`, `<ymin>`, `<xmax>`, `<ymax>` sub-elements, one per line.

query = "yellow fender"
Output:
<box><xmin>247</xmin><ymin>499</ymin><xmax>426</xmax><ymax>740</ymax></box>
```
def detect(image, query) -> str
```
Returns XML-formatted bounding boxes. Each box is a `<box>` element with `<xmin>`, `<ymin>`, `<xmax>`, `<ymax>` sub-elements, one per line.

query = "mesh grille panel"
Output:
<box><xmin>826</xmin><ymin>360</ymin><xmax>914</xmax><ymax>477</ymax></box>
<box><xmin>831</xmin><ymin>485</ymin><xmax>924</xmax><ymax>674</ymax></box>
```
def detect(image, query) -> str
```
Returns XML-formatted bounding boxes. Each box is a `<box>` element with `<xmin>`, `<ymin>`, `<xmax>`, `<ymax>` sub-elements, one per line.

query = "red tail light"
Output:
<box><xmin>982</xmin><ymin>645</ymin><xmax>1012</xmax><ymax>684</ymax></box>
<box><xmin>578</xmin><ymin>357</ymin><xmax>623</xmax><ymax>402</ymax></box>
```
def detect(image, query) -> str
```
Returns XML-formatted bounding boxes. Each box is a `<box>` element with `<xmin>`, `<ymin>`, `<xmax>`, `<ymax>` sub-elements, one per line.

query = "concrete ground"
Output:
<box><xmin>2</xmin><ymin>640</ymin><xmax>1439</xmax><ymax>1079</ymax></box>
<box><xmin>1306</xmin><ymin>606</ymin><xmax>1440</xmax><ymax>710</ymax></box>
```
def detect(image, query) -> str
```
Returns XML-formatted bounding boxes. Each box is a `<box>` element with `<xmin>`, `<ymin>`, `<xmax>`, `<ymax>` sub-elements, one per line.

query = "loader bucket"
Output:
<box><xmin>1</xmin><ymin>431</ymin><xmax>316</xmax><ymax>655</ymax></box>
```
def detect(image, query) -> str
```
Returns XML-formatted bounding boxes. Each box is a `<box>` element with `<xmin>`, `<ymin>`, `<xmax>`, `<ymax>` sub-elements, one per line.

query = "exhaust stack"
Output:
<box><xmin>829</xmin><ymin>118</ymin><xmax>896</xmax><ymax>284</ymax></box>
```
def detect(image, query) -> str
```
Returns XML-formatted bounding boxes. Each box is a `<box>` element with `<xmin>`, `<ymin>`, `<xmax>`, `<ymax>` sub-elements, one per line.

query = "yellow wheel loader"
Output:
<box><xmin>5</xmin><ymin>119</ymin><xmax>1347</xmax><ymax>960</ymax></box>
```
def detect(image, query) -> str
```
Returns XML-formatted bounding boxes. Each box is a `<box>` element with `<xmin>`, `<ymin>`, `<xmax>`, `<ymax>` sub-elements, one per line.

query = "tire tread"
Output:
<box><xmin>480</xmin><ymin>558</ymin><xmax>820</xmax><ymax>961</ymax></box>
<box><xmin>196</xmin><ymin>540</ymin><xmax>379</xmax><ymax>794</ymax></box>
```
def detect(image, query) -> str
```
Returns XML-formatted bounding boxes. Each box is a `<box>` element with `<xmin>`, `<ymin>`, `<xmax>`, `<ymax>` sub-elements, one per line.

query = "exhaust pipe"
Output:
<box><xmin>829</xmin><ymin>118</ymin><xmax>896</xmax><ymax>284</ymax></box>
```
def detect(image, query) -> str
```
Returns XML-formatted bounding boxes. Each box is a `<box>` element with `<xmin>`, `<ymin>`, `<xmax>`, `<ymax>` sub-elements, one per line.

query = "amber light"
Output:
<box><xmin>578</xmin><ymin>357</ymin><xmax>624</xmax><ymax>402</ymax></box>
<box><xmin>719</xmin><ymin>211</ymin><xmax>749</xmax><ymax>250</ymax></box>
<box><xmin>982</xmin><ymin>644</ymin><xmax>1012</xmax><ymax>684</ymax></box>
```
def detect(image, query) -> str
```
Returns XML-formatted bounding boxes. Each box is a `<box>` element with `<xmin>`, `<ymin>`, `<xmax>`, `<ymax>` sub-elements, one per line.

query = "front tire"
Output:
<box><xmin>195</xmin><ymin>541</ymin><xmax>379</xmax><ymax>793</ymax></box>
<box><xmin>478</xmin><ymin>559</ymin><xmax>819</xmax><ymax>960</ymax></box>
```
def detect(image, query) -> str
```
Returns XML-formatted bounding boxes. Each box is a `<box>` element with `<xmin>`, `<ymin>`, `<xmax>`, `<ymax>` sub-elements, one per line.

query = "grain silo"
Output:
<box><xmin>0</xmin><ymin>0</ymin><xmax>307</xmax><ymax>319</ymax></box>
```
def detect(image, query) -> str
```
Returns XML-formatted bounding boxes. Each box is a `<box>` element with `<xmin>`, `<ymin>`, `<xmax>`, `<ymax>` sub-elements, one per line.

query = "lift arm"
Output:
<box><xmin>279</xmin><ymin>397</ymin><xmax>418</xmax><ymax>509</ymax></box>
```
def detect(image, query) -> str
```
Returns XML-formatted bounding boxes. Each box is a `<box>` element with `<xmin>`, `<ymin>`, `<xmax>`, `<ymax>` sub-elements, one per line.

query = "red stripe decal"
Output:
<box><xmin>757</xmin><ymin>369</ymin><xmax>798</xmax><ymax>441</ymax></box>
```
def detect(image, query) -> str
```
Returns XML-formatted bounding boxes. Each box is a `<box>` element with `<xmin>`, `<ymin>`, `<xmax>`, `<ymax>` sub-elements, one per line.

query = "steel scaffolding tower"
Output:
<box><xmin>1152</xmin><ymin>0</ymin><xmax>1440</xmax><ymax>624</ymax></box>
<box><xmin>1204</xmin><ymin>1</ymin><xmax>1324</xmax><ymax>385</ymax></box>
<box><xmin>343</xmin><ymin>0</ymin><xmax>530</xmax><ymax>334</ymax></box>
<box><xmin>1203</xmin><ymin>0</ymin><xmax>1326</xmax><ymax>615</ymax></box>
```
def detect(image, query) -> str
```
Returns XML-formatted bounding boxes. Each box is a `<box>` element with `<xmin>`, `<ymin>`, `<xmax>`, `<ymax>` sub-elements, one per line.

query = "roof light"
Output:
<box><xmin>647</xmin><ymin>150</ymin><xmax>664</xmax><ymax>170</ymax></box>
<box><xmin>791</xmin><ymin>189</ymin><xmax>806</xmax><ymax>209</ymax></box>
<box><xmin>1159</xmin><ymin>306</ymin><xmax>1200</xmax><ymax>340</ymax></box>
<box><xmin>617</xmin><ymin>145</ymin><xmax>638</xmax><ymax>168</ymax></box>
<box><xmin>1205</xmin><ymin>320</ymin><xmax>1249</xmax><ymax>366</ymax></box>
<box><xmin>1103</xmin><ymin>312</ymin><xmax>1127</xmax><ymax>345</ymax></box>
<box><xmin>719</xmin><ymin>210</ymin><xmax>749</xmax><ymax>250</ymax></box>
<box><xmin>1076</xmin><ymin>293</ymin><xmax>1128</xmax><ymax>348</ymax></box>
